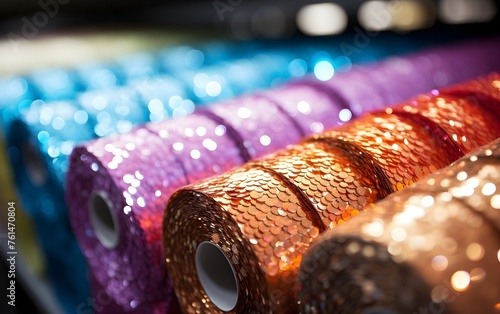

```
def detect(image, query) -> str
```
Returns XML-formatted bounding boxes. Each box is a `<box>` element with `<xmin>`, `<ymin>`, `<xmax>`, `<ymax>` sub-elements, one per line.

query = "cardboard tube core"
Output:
<box><xmin>196</xmin><ymin>241</ymin><xmax>239</xmax><ymax>311</ymax></box>
<box><xmin>89</xmin><ymin>191</ymin><xmax>119</xmax><ymax>249</ymax></box>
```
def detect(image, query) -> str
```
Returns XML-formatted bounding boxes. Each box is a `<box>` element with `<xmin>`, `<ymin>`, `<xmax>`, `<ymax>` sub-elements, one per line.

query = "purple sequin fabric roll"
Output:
<box><xmin>204</xmin><ymin>95</ymin><xmax>303</xmax><ymax>158</ymax></box>
<box><xmin>259</xmin><ymin>82</ymin><xmax>347</xmax><ymax>134</ymax></box>
<box><xmin>145</xmin><ymin>113</ymin><xmax>244</xmax><ymax>187</ymax></box>
<box><xmin>68</xmin><ymin>127</ymin><xmax>188</xmax><ymax>309</ymax></box>
<box><xmin>324</xmin><ymin>38</ymin><xmax>500</xmax><ymax>114</ymax></box>
<box><xmin>67</xmin><ymin>37</ymin><xmax>500</xmax><ymax>311</ymax></box>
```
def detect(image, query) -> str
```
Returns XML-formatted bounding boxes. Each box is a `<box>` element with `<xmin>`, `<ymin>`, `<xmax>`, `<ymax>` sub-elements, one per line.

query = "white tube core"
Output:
<box><xmin>89</xmin><ymin>191</ymin><xmax>119</xmax><ymax>249</ymax></box>
<box><xmin>196</xmin><ymin>241</ymin><xmax>239</xmax><ymax>311</ymax></box>
<box><xmin>22</xmin><ymin>143</ymin><xmax>48</xmax><ymax>187</ymax></box>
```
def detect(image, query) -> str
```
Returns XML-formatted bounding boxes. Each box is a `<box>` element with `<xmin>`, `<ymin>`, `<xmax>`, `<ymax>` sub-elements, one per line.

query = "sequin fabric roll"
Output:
<box><xmin>298</xmin><ymin>138</ymin><xmax>500</xmax><ymax>314</ymax></box>
<box><xmin>7</xmin><ymin>101</ymin><xmax>94</xmax><ymax>310</ymax></box>
<box><xmin>321</xmin><ymin>38</ymin><xmax>500</xmax><ymax>115</ymax></box>
<box><xmin>440</xmin><ymin>72</ymin><xmax>500</xmax><ymax>121</ymax></box>
<box><xmin>67</xmin><ymin>102</ymin><xmax>304</xmax><ymax>309</ymax></box>
<box><xmin>62</xmin><ymin>44</ymin><xmax>500</xmax><ymax>309</ymax></box>
<box><xmin>306</xmin><ymin>112</ymin><xmax>455</xmax><ymax>192</ymax></box>
<box><xmin>163</xmin><ymin>74</ymin><xmax>500</xmax><ymax>313</ymax></box>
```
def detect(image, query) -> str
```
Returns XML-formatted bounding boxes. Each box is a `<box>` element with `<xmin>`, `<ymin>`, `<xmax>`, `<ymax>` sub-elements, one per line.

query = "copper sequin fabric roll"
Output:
<box><xmin>440</xmin><ymin>72</ymin><xmax>500</xmax><ymax>121</ymax></box>
<box><xmin>391</xmin><ymin>92</ymin><xmax>500</xmax><ymax>157</ymax></box>
<box><xmin>298</xmin><ymin>138</ymin><xmax>500</xmax><ymax>314</ymax></box>
<box><xmin>251</xmin><ymin>142</ymin><xmax>390</xmax><ymax>230</ymax></box>
<box><xmin>305</xmin><ymin>112</ymin><xmax>454</xmax><ymax>192</ymax></box>
<box><xmin>164</xmin><ymin>74</ymin><xmax>500</xmax><ymax>314</ymax></box>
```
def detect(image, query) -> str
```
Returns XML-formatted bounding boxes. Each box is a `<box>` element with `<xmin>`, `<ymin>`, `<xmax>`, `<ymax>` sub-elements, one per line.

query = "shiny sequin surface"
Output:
<box><xmin>4</xmin><ymin>42</ymin><xmax>344</xmax><ymax>312</ymax></box>
<box><xmin>70</xmin><ymin>102</ymin><xmax>298</xmax><ymax>309</ymax></box>
<box><xmin>307</xmin><ymin>112</ymin><xmax>455</xmax><ymax>191</ymax></box>
<box><xmin>164</xmin><ymin>74</ymin><xmax>500</xmax><ymax>313</ymax></box>
<box><xmin>3</xmin><ymin>37</ymin><xmax>498</xmax><ymax>313</ymax></box>
<box><xmin>77</xmin><ymin>88</ymin><xmax>150</xmax><ymax>137</ymax></box>
<box><xmin>260</xmin><ymin>82</ymin><xmax>349</xmax><ymax>134</ymax></box>
<box><xmin>321</xmin><ymin>38</ymin><xmax>500</xmax><ymax>115</ymax></box>
<box><xmin>298</xmin><ymin>139</ymin><xmax>500</xmax><ymax>314</ymax></box>
<box><xmin>441</xmin><ymin>72</ymin><xmax>500</xmax><ymax>120</ymax></box>
<box><xmin>393</xmin><ymin>92</ymin><xmax>500</xmax><ymax>156</ymax></box>
<box><xmin>164</xmin><ymin>165</ymin><xmax>320</xmax><ymax>313</ymax></box>
<box><xmin>88</xmin><ymin>271</ymin><xmax>181</xmax><ymax>314</ymax></box>
<box><xmin>252</xmin><ymin>142</ymin><xmax>387</xmax><ymax>229</ymax></box>
<box><xmin>146</xmin><ymin>113</ymin><xmax>244</xmax><ymax>185</ymax></box>
<box><xmin>131</xmin><ymin>74</ymin><xmax>195</xmax><ymax>122</ymax></box>
<box><xmin>30</xmin><ymin>68</ymin><xmax>82</xmax><ymax>101</ymax></box>
<box><xmin>419</xmin><ymin>138</ymin><xmax>500</xmax><ymax>233</ymax></box>
<box><xmin>206</xmin><ymin>95</ymin><xmax>303</xmax><ymax>158</ymax></box>
<box><xmin>68</xmin><ymin>127</ymin><xmax>187</xmax><ymax>310</ymax></box>
<box><xmin>323</xmin><ymin>68</ymin><xmax>385</xmax><ymax>115</ymax></box>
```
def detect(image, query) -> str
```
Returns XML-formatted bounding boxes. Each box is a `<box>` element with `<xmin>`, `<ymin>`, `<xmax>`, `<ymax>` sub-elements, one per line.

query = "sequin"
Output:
<box><xmin>164</xmin><ymin>74</ymin><xmax>500</xmax><ymax>313</ymax></box>
<box><xmin>298</xmin><ymin>138</ymin><xmax>500</xmax><ymax>314</ymax></box>
<box><xmin>306</xmin><ymin>112</ymin><xmax>455</xmax><ymax>192</ymax></box>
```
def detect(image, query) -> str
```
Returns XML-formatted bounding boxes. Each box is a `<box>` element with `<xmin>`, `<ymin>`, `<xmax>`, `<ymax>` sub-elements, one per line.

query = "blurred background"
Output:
<box><xmin>1</xmin><ymin>0</ymin><xmax>499</xmax><ymax>313</ymax></box>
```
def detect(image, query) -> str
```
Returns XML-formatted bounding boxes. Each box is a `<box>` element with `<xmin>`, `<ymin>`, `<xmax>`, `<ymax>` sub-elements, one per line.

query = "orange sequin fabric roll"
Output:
<box><xmin>305</xmin><ymin>112</ymin><xmax>455</xmax><ymax>192</ymax></box>
<box><xmin>251</xmin><ymin>142</ymin><xmax>391</xmax><ymax>230</ymax></box>
<box><xmin>298</xmin><ymin>138</ymin><xmax>500</xmax><ymax>314</ymax></box>
<box><xmin>440</xmin><ymin>72</ymin><xmax>500</xmax><ymax>121</ymax></box>
<box><xmin>391</xmin><ymin>93</ymin><xmax>500</xmax><ymax>157</ymax></box>
<box><xmin>164</xmin><ymin>165</ymin><xmax>317</xmax><ymax>313</ymax></box>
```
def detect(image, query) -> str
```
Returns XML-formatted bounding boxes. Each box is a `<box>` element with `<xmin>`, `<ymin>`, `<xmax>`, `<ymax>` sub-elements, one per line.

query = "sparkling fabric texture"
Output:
<box><xmin>7</xmin><ymin>101</ymin><xmax>94</xmax><ymax>310</ymax></box>
<box><xmin>298</xmin><ymin>138</ymin><xmax>500</xmax><ymax>314</ymax></box>
<box><xmin>163</xmin><ymin>74</ymin><xmax>500</xmax><ymax>313</ymax></box>
<box><xmin>322</xmin><ymin>38</ymin><xmax>500</xmax><ymax>115</ymax></box>
<box><xmin>440</xmin><ymin>72</ymin><xmax>500</xmax><ymax>121</ymax></box>
<box><xmin>2</xmin><ymin>38</ymin><xmax>499</xmax><ymax>312</ymax></box>
<box><xmin>68</xmin><ymin>128</ymin><xmax>188</xmax><ymax>309</ymax></box>
<box><xmin>260</xmin><ymin>82</ymin><xmax>347</xmax><ymax>134</ymax></box>
<box><xmin>4</xmin><ymin>43</ymin><xmax>331</xmax><ymax>311</ymax></box>
<box><xmin>204</xmin><ymin>95</ymin><xmax>304</xmax><ymax>158</ymax></box>
<box><xmin>307</xmin><ymin>112</ymin><xmax>457</xmax><ymax>192</ymax></box>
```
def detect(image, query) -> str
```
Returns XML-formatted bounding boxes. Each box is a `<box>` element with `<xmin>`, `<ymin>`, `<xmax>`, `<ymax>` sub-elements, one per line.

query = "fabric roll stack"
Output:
<box><xmin>162</xmin><ymin>73</ymin><xmax>500</xmax><ymax>313</ymax></box>
<box><xmin>3</xmin><ymin>42</ymin><xmax>342</xmax><ymax>311</ymax></box>
<box><xmin>63</xmin><ymin>40</ymin><xmax>500</xmax><ymax>312</ymax></box>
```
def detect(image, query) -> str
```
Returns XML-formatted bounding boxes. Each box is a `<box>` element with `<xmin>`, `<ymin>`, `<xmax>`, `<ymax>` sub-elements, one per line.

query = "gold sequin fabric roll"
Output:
<box><xmin>305</xmin><ymin>112</ymin><xmax>455</xmax><ymax>192</ymax></box>
<box><xmin>298</xmin><ymin>138</ymin><xmax>500</xmax><ymax>314</ymax></box>
<box><xmin>424</xmin><ymin>138</ymin><xmax>500</xmax><ymax>233</ymax></box>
